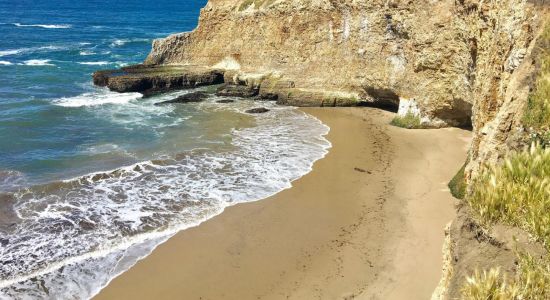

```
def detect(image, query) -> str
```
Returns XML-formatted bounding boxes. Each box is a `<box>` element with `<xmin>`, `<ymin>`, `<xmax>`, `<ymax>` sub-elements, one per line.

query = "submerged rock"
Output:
<box><xmin>216</xmin><ymin>99</ymin><xmax>235</xmax><ymax>103</ymax></box>
<box><xmin>93</xmin><ymin>64</ymin><xmax>224</xmax><ymax>94</ymax></box>
<box><xmin>216</xmin><ymin>84</ymin><xmax>258</xmax><ymax>98</ymax></box>
<box><xmin>154</xmin><ymin>92</ymin><xmax>209</xmax><ymax>105</ymax></box>
<box><xmin>246</xmin><ymin>107</ymin><xmax>269</xmax><ymax>114</ymax></box>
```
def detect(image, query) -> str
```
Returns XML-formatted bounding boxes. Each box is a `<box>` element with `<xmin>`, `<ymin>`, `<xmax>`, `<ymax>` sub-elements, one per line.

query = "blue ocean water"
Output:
<box><xmin>0</xmin><ymin>1</ymin><xmax>332</xmax><ymax>299</ymax></box>
<box><xmin>0</xmin><ymin>0</ymin><xmax>207</xmax><ymax>186</ymax></box>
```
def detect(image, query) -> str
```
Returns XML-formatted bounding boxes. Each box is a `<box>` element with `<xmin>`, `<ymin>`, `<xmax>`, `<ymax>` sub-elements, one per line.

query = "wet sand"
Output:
<box><xmin>94</xmin><ymin>107</ymin><xmax>471</xmax><ymax>300</ymax></box>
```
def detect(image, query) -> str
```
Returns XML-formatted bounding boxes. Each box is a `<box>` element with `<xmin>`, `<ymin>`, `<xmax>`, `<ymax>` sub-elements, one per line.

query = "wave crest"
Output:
<box><xmin>21</xmin><ymin>59</ymin><xmax>54</xmax><ymax>66</ymax></box>
<box><xmin>53</xmin><ymin>91</ymin><xmax>143</xmax><ymax>107</ymax></box>
<box><xmin>12</xmin><ymin>23</ymin><xmax>71</xmax><ymax>29</ymax></box>
<box><xmin>78</xmin><ymin>61</ymin><xmax>110</xmax><ymax>66</ymax></box>
<box><xmin>0</xmin><ymin>102</ymin><xmax>331</xmax><ymax>299</ymax></box>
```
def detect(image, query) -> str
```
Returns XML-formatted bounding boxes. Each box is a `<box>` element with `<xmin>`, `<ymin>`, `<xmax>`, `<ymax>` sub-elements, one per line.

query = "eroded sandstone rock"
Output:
<box><xmin>93</xmin><ymin>65</ymin><xmax>224</xmax><ymax>94</ymax></box>
<box><xmin>245</xmin><ymin>107</ymin><xmax>269</xmax><ymax>114</ymax></box>
<box><xmin>154</xmin><ymin>92</ymin><xmax>209</xmax><ymax>105</ymax></box>
<box><xmin>144</xmin><ymin>0</ymin><xmax>482</xmax><ymax>126</ymax></box>
<box><xmin>215</xmin><ymin>84</ymin><xmax>258</xmax><ymax>98</ymax></box>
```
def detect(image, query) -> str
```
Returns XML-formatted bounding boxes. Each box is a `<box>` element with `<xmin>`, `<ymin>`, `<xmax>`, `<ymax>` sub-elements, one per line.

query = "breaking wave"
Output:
<box><xmin>0</xmin><ymin>45</ymin><xmax>67</xmax><ymax>57</ymax></box>
<box><xmin>12</xmin><ymin>23</ymin><xmax>72</xmax><ymax>29</ymax></box>
<box><xmin>20</xmin><ymin>59</ymin><xmax>55</xmax><ymax>66</ymax></box>
<box><xmin>0</xmin><ymin>50</ymin><xmax>20</xmax><ymax>57</ymax></box>
<box><xmin>78</xmin><ymin>61</ymin><xmax>110</xmax><ymax>66</ymax></box>
<box><xmin>0</xmin><ymin>170</ymin><xmax>26</xmax><ymax>191</ymax></box>
<box><xmin>0</xmin><ymin>101</ymin><xmax>331</xmax><ymax>299</ymax></box>
<box><xmin>110</xmin><ymin>38</ymin><xmax>150</xmax><ymax>47</ymax></box>
<box><xmin>52</xmin><ymin>91</ymin><xmax>143</xmax><ymax>107</ymax></box>
<box><xmin>79</xmin><ymin>51</ymin><xmax>96</xmax><ymax>56</ymax></box>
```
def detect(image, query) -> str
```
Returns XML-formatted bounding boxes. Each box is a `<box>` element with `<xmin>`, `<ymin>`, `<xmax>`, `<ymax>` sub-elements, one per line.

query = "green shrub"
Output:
<box><xmin>523</xmin><ymin>23</ymin><xmax>550</xmax><ymax>143</ymax></box>
<box><xmin>468</xmin><ymin>145</ymin><xmax>550</xmax><ymax>247</ymax></box>
<box><xmin>390</xmin><ymin>113</ymin><xmax>425</xmax><ymax>129</ymax></box>
<box><xmin>449</xmin><ymin>163</ymin><xmax>467</xmax><ymax>199</ymax></box>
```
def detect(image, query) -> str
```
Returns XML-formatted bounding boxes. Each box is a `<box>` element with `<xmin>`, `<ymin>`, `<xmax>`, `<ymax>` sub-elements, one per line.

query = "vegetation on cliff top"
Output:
<box><xmin>462</xmin><ymin>254</ymin><xmax>550</xmax><ymax>299</ymax></box>
<box><xmin>462</xmin><ymin>145</ymin><xmax>550</xmax><ymax>299</ymax></box>
<box><xmin>468</xmin><ymin>145</ymin><xmax>550</xmax><ymax>247</ymax></box>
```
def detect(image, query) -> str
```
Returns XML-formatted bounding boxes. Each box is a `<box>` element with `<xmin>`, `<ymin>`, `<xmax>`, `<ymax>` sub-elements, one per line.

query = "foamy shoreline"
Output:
<box><xmin>94</xmin><ymin>107</ymin><xmax>471</xmax><ymax>300</ymax></box>
<box><xmin>0</xmin><ymin>103</ymin><xmax>331</xmax><ymax>299</ymax></box>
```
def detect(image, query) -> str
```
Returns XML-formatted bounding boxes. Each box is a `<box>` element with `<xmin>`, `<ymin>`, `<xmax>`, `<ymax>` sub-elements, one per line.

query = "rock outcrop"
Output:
<box><xmin>93</xmin><ymin>65</ymin><xmax>224</xmax><ymax>95</ymax></box>
<box><xmin>245</xmin><ymin>107</ymin><xmax>269</xmax><ymax>114</ymax></box>
<box><xmin>146</xmin><ymin>0</ymin><xmax>482</xmax><ymax>126</ymax></box>
<box><xmin>215</xmin><ymin>84</ymin><xmax>258</xmax><ymax>98</ymax></box>
<box><xmin>461</xmin><ymin>1</ymin><xmax>547</xmax><ymax>183</ymax></box>
<box><xmin>154</xmin><ymin>91</ymin><xmax>210</xmax><ymax>105</ymax></box>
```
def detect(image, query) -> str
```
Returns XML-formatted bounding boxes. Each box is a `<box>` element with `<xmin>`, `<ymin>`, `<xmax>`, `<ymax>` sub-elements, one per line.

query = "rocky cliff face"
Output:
<box><xmin>461</xmin><ymin>0</ymin><xmax>546</xmax><ymax>182</ymax></box>
<box><xmin>145</xmin><ymin>0</ymin><xmax>546</xmax><ymax>178</ymax></box>
<box><xmin>147</xmin><ymin>0</ymin><xmax>478</xmax><ymax>127</ymax></box>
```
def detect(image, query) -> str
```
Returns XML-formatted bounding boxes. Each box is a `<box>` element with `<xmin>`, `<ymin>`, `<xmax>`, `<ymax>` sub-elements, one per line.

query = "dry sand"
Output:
<box><xmin>94</xmin><ymin>107</ymin><xmax>471</xmax><ymax>300</ymax></box>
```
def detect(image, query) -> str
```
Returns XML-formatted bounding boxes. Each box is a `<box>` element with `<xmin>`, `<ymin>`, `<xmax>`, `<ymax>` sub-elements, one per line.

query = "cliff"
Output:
<box><xmin>143</xmin><ymin>0</ymin><xmax>547</xmax><ymax>176</ymax></box>
<box><xmin>147</xmin><ymin>0</ymin><xmax>476</xmax><ymax>127</ymax></box>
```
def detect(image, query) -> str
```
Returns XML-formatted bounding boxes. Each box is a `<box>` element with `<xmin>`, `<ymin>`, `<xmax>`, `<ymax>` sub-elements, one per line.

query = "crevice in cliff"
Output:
<box><xmin>357</xmin><ymin>101</ymin><xmax>398</xmax><ymax>112</ymax></box>
<box><xmin>362</xmin><ymin>87</ymin><xmax>400</xmax><ymax>112</ymax></box>
<box><xmin>468</xmin><ymin>38</ymin><xmax>478</xmax><ymax>84</ymax></box>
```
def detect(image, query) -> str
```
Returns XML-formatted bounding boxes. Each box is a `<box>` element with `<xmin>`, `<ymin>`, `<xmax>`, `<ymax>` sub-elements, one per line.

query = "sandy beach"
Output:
<box><xmin>94</xmin><ymin>107</ymin><xmax>471</xmax><ymax>300</ymax></box>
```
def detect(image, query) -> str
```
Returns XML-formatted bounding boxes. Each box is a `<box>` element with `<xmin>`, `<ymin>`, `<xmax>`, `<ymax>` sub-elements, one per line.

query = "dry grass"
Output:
<box><xmin>468</xmin><ymin>145</ymin><xmax>550</xmax><ymax>246</ymax></box>
<box><xmin>462</xmin><ymin>268</ymin><xmax>513</xmax><ymax>300</ymax></box>
<box><xmin>462</xmin><ymin>255</ymin><xmax>550</xmax><ymax>300</ymax></box>
<box><xmin>463</xmin><ymin>145</ymin><xmax>550</xmax><ymax>299</ymax></box>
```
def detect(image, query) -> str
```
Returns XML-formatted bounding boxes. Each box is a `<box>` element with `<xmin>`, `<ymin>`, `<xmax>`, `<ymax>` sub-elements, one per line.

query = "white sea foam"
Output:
<box><xmin>115</xmin><ymin>61</ymin><xmax>129</xmax><ymax>67</ymax></box>
<box><xmin>0</xmin><ymin>170</ymin><xmax>26</xmax><ymax>190</ymax></box>
<box><xmin>78</xmin><ymin>61</ymin><xmax>109</xmax><ymax>66</ymax></box>
<box><xmin>0</xmin><ymin>50</ymin><xmax>20</xmax><ymax>57</ymax></box>
<box><xmin>21</xmin><ymin>59</ymin><xmax>54</xmax><ymax>66</ymax></box>
<box><xmin>80</xmin><ymin>144</ymin><xmax>125</xmax><ymax>155</ymax></box>
<box><xmin>110</xmin><ymin>38</ymin><xmax>150</xmax><ymax>47</ymax></box>
<box><xmin>86</xmin><ymin>93</ymin><xmax>188</xmax><ymax>131</ymax></box>
<box><xmin>79</xmin><ymin>51</ymin><xmax>96</xmax><ymax>56</ymax></box>
<box><xmin>12</xmin><ymin>23</ymin><xmax>71</xmax><ymax>29</ymax></box>
<box><xmin>0</xmin><ymin>99</ymin><xmax>331</xmax><ymax>299</ymax></box>
<box><xmin>53</xmin><ymin>91</ymin><xmax>143</xmax><ymax>107</ymax></box>
<box><xmin>0</xmin><ymin>45</ymin><xmax>66</xmax><ymax>57</ymax></box>
<box><xmin>110</xmin><ymin>39</ymin><xmax>128</xmax><ymax>47</ymax></box>
<box><xmin>0</xmin><ymin>61</ymin><xmax>13</xmax><ymax>65</ymax></box>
